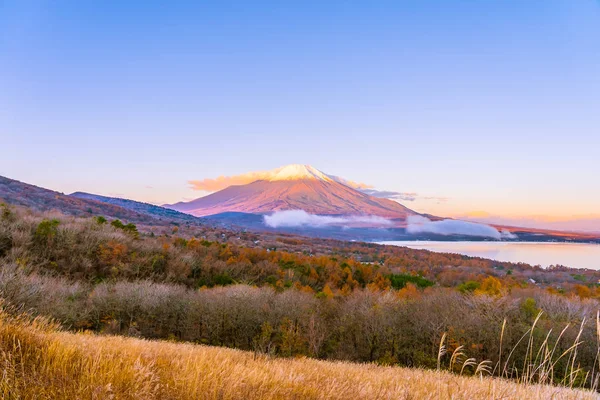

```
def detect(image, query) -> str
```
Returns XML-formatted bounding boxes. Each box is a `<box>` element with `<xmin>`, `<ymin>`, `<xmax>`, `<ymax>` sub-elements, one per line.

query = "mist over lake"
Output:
<box><xmin>380</xmin><ymin>241</ymin><xmax>600</xmax><ymax>270</ymax></box>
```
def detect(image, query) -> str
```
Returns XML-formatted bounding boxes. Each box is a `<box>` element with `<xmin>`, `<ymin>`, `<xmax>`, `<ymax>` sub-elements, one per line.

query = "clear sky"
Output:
<box><xmin>1</xmin><ymin>1</ymin><xmax>599</xmax><ymax>230</ymax></box>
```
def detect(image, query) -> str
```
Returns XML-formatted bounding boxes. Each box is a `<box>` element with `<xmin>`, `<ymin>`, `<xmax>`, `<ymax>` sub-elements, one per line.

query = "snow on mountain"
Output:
<box><xmin>166</xmin><ymin>164</ymin><xmax>417</xmax><ymax>224</ymax></box>
<box><xmin>268</xmin><ymin>164</ymin><xmax>333</xmax><ymax>182</ymax></box>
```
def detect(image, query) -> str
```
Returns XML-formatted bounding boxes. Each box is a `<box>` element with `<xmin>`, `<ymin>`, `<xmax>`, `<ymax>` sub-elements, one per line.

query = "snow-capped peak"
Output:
<box><xmin>268</xmin><ymin>164</ymin><xmax>332</xmax><ymax>182</ymax></box>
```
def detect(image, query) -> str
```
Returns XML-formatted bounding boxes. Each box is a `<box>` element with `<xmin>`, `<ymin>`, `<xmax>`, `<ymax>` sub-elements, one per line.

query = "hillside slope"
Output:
<box><xmin>0</xmin><ymin>175</ymin><xmax>201</xmax><ymax>226</ymax></box>
<box><xmin>1</xmin><ymin>309</ymin><xmax>595</xmax><ymax>400</ymax></box>
<box><xmin>71</xmin><ymin>191</ymin><xmax>203</xmax><ymax>224</ymax></box>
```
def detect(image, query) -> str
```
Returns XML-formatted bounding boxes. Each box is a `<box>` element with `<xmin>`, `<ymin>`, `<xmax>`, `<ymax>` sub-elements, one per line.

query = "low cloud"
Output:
<box><xmin>406</xmin><ymin>216</ymin><xmax>517</xmax><ymax>240</ymax></box>
<box><xmin>361</xmin><ymin>189</ymin><xmax>449</xmax><ymax>203</ymax></box>
<box><xmin>361</xmin><ymin>189</ymin><xmax>420</xmax><ymax>202</ymax></box>
<box><xmin>327</xmin><ymin>175</ymin><xmax>373</xmax><ymax>190</ymax></box>
<box><xmin>264</xmin><ymin>210</ymin><xmax>392</xmax><ymax>228</ymax></box>
<box><xmin>189</xmin><ymin>171</ymin><xmax>273</xmax><ymax>191</ymax></box>
<box><xmin>189</xmin><ymin>168</ymin><xmax>373</xmax><ymax>192</ymax></box>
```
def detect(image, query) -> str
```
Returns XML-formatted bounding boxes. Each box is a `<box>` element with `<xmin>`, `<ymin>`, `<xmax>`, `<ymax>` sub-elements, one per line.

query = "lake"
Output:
<box><xmin>379</xmin><ymin>241</ymin><xmax>600</xmax><ymax>270</ymax></box>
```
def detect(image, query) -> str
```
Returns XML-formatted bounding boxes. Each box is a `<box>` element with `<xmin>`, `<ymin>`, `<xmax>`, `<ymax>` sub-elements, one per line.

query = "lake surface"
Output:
<box><xmin>379</xmin><ymin>241</ymin><xmax>600</xmax><ymax>270</ymax></box>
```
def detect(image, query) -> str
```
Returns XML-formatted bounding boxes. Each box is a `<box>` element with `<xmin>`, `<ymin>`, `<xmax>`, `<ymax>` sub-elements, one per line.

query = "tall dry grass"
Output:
<box><xmin>0</xmin><ymin>306</ymin><xmax>597</xmax><ymax>400</ymax></box>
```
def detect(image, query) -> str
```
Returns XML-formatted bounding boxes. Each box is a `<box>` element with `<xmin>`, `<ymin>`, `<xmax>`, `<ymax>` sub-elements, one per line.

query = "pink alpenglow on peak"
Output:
<box><xmin>166</xmin><ymin>164</ymin><xmax>417</xmax><ymax>223</ymax></box>
<box><xmin>267</xmin><ymin>164</ymin><xmax>333</xmax><ymax>182</ymax></box>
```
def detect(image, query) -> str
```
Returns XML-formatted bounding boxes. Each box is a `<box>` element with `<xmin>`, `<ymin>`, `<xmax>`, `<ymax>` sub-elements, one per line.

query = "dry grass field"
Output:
<box><xmin>0</xmin><ymin>308</ymin><xmax>598</xmax><ymax>400</ymax></box>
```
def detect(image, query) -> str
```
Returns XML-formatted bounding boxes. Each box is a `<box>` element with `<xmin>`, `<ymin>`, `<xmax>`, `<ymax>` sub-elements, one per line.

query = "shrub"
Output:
<box><xmin>34</xmin><ymin>219</ymin><xmax>60</xmax><ymax>244</ymax></box>
<box><xmin>520</xmin><ymin>297</ymin><xmax>539</xmax><ymax>320</ymax></box>
<box><xmin>213</xmin><ymin>273</ymin><xmax>234</xmax><ymax>286</ymax></box>
<box><xmin>388</xmin><ymin>273</ymin><xmax>434</xmax><ymax>290</ymax></box>
<box><xmin>0</xmin><ymin>229</ymin><xmax>11</xmax><ymax>257</ymax></box>
<box><xmin>123</xmin><ymin>223</ymin><xmax>139</xmax><ymax>238</ymax></box>
<box><xmin>111</xmin><ymin>219</ymin><xmax>125</xmax><ymax>229</ymax></box>
<box><xmin>1</xmin><ymin>203</ymin><xmax>14</xmax><ymax>221</ymax></box>
<box><xmin>109</xmin><ymin>219</ymin><xmax>138</xmax><ymax>238</ymax></box>
<box><xmin>457</xmin><ymin>281</ymin><xmax>480</xmax><ymax>293</ymax></box>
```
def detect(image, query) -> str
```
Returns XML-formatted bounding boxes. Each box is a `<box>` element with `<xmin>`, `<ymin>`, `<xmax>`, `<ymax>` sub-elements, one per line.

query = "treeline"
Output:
<box><xmin>1</xmin><ymin>205</ymin><xmax>598</xmax><ymax>297</ymax></box>
<box><xmin>1</xmin><ymin>264</ymin><xmax>599</xmax><ymax>387</ymax></box>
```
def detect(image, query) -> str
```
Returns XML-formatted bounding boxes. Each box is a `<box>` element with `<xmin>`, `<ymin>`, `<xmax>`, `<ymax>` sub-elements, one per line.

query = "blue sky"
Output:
<box><xmin>1</xmin><ymin>1</ymin><xmax>599</xmax><ymax>228</ymax></box>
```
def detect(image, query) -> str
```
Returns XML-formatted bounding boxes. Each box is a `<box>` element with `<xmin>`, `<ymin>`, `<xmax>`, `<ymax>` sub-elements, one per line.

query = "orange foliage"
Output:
<box><xmin>574</xmin><ymin>284</ymin><xmax>591</xmax><ymax>299</ymax></box>
<box><xmin>98</xmin><ymin>241</ymin><xmax>128</xmax><ymax>266</ymax></box>
<box><xmin>475</xmin><ymin>276</ymin><xmax>503</xmax><ymax>296</ymax></box>
<box><xmin>321</xmin><ymin>284</ymin><xmax>334</xmax><ymax>299</ymax></box>
<box><xmin>396</xmin><ymin>283</ymin><xmax>420</xmax><ymax>299</ymax></box>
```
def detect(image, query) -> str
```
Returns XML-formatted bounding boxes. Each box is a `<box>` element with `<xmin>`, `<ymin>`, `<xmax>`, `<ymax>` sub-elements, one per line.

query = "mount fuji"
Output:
<box><xmin>165</xmin><ymin>164</ymin><xmax>418</xmax><ymax>225</ymax></box>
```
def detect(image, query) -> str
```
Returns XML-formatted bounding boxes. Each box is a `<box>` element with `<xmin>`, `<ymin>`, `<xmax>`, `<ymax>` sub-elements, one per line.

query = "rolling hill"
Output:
<box><xmin>0</xmin><ymin>175</ymin><xmax>202</xmax><ymax>227</ymax></box>
<box><xmin>71</xmin><ymin>191</ymin><xmax>203</xmax><ymax>224</ymax></box>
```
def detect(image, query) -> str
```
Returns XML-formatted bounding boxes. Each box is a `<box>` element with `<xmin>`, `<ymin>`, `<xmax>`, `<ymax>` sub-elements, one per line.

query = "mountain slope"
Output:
<box><xmin>71</xmin><ymin>192</ymin><xmax>202</xmax><ymax>224</ymax></box>
<box><xmin>167</xmin><ymin>164</ymin><xmax>417</xmax><ymax>221</ymax></box>
<box><xmin>0</xmin><ymin>175</ymin><xmax>197</xmax><ymax>226</ymax></box>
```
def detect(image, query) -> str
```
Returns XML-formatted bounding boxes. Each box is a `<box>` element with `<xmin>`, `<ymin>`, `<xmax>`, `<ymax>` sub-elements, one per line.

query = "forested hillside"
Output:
<box><xmin>2</xmin><ymin>203</ymin><xmax>600</xmax><ymax>391</ymax></box>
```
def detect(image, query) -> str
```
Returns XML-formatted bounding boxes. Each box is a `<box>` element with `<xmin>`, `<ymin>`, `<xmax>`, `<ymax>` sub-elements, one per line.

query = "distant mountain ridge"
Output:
<box><xmin>0</xmin><ymin>175</ymin><xmax>202</xmax><ymax>226</ymax></box>
<box><xmin>71</xmin><ymin>192</ymin><xmax>202</xmax><ymax>224</ymax></box>
<box><xmin>166</xmin><ymin>164</ymin><xmax>418</xmax><ymax>223</ymax></box>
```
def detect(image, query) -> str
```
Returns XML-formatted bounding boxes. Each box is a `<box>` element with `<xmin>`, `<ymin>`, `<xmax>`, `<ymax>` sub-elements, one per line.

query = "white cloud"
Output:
<box><xmin>360</xmin><ymin>189</ymin><xmax>449</xmax><ymax>203</ymax></box>
<box><xmin>406</xmin><ymin>216</ymin><xmax>517</xmax><ymax>239</ymax></box>
<box><xmin>188</xmin><ymin>166</ymin><xmax>373</xmax><ymax>192</ymax></box>
<box><xmin>263</xmin><ymin>210</ymin><xmax>392</xmax><ymax>228</ymax></box>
